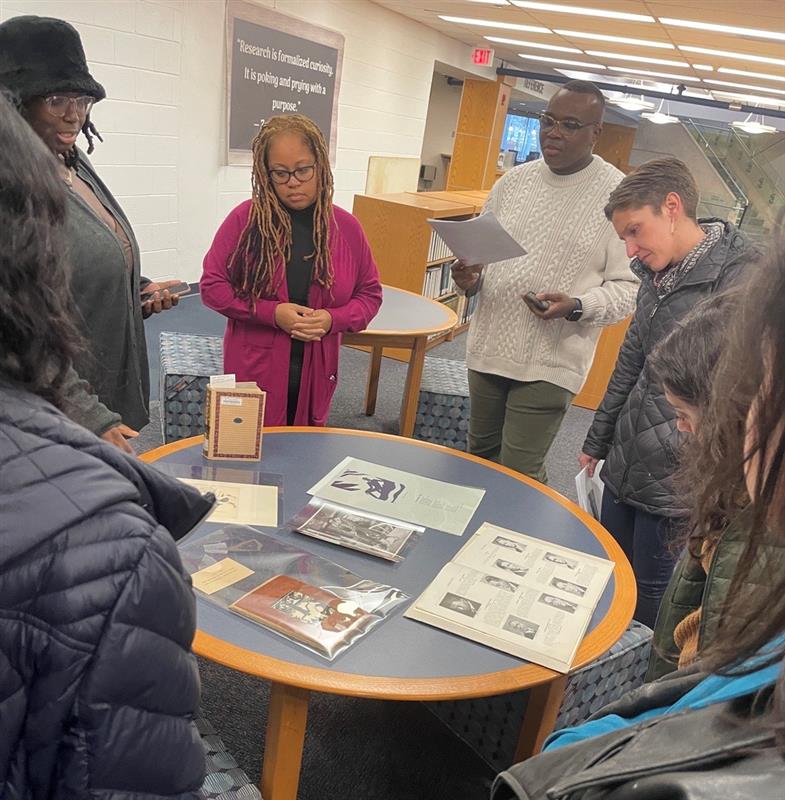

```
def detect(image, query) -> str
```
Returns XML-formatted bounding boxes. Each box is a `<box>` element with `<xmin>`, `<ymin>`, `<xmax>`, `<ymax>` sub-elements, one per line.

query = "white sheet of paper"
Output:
<box><xmin>307</xmin><ymin>457</ymin><xmax>485</xmax><ymax>536</ymax></box>
<box><xmin>575</xmin><ymin>461</ymin><xmax>605</xmax><ymax>520</ymax></box>
<box><xmin>179</xmin><ymin>478</ymin><xmax>278</xmax><ymax>526</ymax></box>
<box><xmin>427</xmin><ymin>212</ymin><xmax>526</xmax><ymax>266</ymax></box>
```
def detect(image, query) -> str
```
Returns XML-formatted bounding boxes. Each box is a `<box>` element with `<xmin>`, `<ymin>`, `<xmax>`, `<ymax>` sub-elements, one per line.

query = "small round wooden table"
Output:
<box><xmin>343</xmin><ymin>285</ymin><xmax>457</xmax><ymax>437</ymax></box>
<box><xmin>141</xmin><ymin>429</ymin><xmax>635</xmax><ymax>800</ymax></box>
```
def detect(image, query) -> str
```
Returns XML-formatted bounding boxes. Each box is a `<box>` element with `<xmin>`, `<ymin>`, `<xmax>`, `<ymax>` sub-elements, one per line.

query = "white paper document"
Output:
<box><xmin>178</xmin><ymin>478</ymin><xmax>279</xmax><ymax>527</ymax></box>
<box><xmin>307</xmin><ymin>456</ymin><xmax>485</xmax><ymax>536</ymax></box>
<box><xmin>405</xmin><ymin>522</ymin><xmax>615</xmax><ymax>672</ymax></box>
<box><xmin>575</xmin><ymin>461</ymin><xmax>605</xmax><ymax>520</ymax></box>
<box><xmin>427</xmin><ymin>212</ymin><xmax>526</xmax><ymax>266</ymax></box>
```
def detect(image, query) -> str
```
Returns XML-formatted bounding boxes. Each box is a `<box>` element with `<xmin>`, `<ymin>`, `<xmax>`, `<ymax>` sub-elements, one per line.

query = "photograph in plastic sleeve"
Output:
<box><xmin>288</xmin><ymin>499</ymin><xmax>423</xmax><ymax>562</ymax></box>
<box><xmin>154</xmin><ymin>462</ymin><xmax>283</xmax><ymax>528</ymax></box>
<box><xmin>180</xmin><ymin>525</ymin><xmax>408</xmax><ymax>660</ymax></box>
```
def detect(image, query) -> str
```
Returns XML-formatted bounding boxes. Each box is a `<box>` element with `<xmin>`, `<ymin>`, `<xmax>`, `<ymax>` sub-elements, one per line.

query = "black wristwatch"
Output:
<box><xmin>565</xmin><ymin>298</ymin><xmax>583</xmax><ymax>322</ymax></box>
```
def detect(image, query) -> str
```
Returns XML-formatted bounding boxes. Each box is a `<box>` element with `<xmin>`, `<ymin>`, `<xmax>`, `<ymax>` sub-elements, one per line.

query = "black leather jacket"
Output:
<box><xmin>492</xmin><ymin>668</ymin><xmax>783</xmax><ymax>800</ymax></box>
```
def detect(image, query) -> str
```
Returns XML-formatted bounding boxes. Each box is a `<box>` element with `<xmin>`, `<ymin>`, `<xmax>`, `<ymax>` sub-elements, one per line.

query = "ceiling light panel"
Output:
<box><xmin>692</xmin><ymin>65</ymin><xmax>714</xmax><ymax>72</ymax></box>
<box><xmin>659</xmin><ymin>18</ymin><xmax>785</xmax><ymax>43</ymax></box>
<box><xmin>607</xmin><ymin>66</ymin><xmax>701</xmax><ymax>82</ymax></box>
<box><xmin>705</xmin><ymin>79</ymin><xmax>785</xmax><ymax>97</ymax></box>
<box><xmin>467</xmin><ymin>1</ymin><xmax>510</xmax><ymax>5</ymax></box>
<box><xmin>510</xmin><ymin>2</ymin><xmax>654</xmax><ymax>22</ymax></box>
<box><xmin>719</xmin><ymin>67</ymin><xmax>785</xmax><ymax>84</ymax></box>
<box><xmin>438</xmin><ymin>16</ymin><xmax>550</xmax><ymax>33</ymax></box>
<box><xmin>584</xmin><ymin>50</ymin><xmax>689</xmax><ymax>67</ymax></box>
<box><xmin>518</xmin><ymin>53</ymin><xmax>607</xmax><ymax>69</ymax></box>
<box><xmin>485</xmin><ymin>36</ymin><xmax>582</xmax><ymax>53</ymax></box>
<box><xmin>554</xmin><ymin>29</ymin><xmax>674</xmax><ymax>49</ymax></box>
<box><xmin>677</xmin><ymin>46</ymin><xmax>785</xmax><ymax>67</ymax></box>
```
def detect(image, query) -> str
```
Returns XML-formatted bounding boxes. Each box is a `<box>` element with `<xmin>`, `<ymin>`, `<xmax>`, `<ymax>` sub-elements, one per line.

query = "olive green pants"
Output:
<box><xmin>467</xmin><ymin>370</ymin><xmax>575</xmax><ymax>484</ymax></box>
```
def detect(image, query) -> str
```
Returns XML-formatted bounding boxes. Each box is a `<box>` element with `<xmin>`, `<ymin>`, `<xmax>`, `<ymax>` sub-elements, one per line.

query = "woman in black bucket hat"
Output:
<box><xmin>0</xmin><ymin>15</ymin><xmax>185</xmax><ymax>451</ymax></box>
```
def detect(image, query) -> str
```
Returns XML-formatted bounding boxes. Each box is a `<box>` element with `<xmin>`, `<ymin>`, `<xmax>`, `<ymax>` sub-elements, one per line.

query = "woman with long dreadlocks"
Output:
<box><xmin>201</xmin><ymin>114</ymin><xmax>382</xmax><ymax>426</ymax></box>
<box><xmin>0</xmin><ymin>15</ymin><xmax>184</xmax><ymax>453</ymax></box>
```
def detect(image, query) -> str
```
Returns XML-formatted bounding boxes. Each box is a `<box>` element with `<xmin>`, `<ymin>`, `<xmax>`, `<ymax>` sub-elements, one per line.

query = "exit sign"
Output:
<box><xmin>471</xmin><ymin>47</ymin><xmax>494</xmax><ymax>66</ymax></box>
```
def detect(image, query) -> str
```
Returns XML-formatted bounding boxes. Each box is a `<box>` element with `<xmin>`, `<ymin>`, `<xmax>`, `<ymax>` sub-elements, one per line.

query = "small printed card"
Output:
<box><xmin>191</xmin><ymin>557</ymin><xmax>254</xmax><ymax>594</ymax></box>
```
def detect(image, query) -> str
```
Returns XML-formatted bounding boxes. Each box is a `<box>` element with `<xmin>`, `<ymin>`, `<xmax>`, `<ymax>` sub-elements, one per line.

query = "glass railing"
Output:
<box><xmin>684</xmin><ymin>119</ymin><xmax>784</xmax><ymax>243</ymax></box>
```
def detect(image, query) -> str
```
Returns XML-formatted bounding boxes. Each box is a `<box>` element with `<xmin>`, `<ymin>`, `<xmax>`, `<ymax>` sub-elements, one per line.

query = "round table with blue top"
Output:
<box><xmin>141</xmin><ymin>429</ymin><xmax>635</xmax><ymax>800</ymax></box>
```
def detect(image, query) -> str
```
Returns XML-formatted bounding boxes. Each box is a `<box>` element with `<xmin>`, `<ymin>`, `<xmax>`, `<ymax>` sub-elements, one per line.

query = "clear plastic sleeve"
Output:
<box><xmin>154</xmin><ymin>462</ymin><xmax>284</xmax><ymax>528</ymax></box>
<box><xmin>287</xmin><ymin>498</ymin><xmax>423</xmax><ymax>563</ymax></box>
<box><xmin>179</xmin><ymin>525</ymin><xmax>409</xmax><ymax>660</ymax></box>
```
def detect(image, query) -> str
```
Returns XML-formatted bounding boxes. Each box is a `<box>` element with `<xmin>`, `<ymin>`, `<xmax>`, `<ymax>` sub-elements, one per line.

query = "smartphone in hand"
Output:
<box><xmin>140</xmin><ymin>281</ymin><xmax>190</xmax><ymax>303</ymax></box>
<box><xmin>523</xmin><ymin>291</ymin><xmax>550</xmax><ymax>312</ymax></box>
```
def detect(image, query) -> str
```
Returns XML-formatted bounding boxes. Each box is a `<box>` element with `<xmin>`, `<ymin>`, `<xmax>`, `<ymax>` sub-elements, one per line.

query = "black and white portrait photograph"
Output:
<box><xmin>544</xmin><ymin>552</ymin><xmax>578</xmax><ymax>570</ymax></box>
<box><xmin>538</xmin><ymin>593</ymin><xmax>578</xmax><ymax>613</ymax></box>
<box><xmin>495</xmin><ymin>559</ymin><xmax>529</xmax><ymax>579</ymax></box>
<box><xmin>550</xmin><ymin>577</ymin><xmax>587</xmax><ymax>597</ymax></box>
<box><xmin>502</xmin><ymin>616</ymin><xmax>538</xmax><ymax>640</ymax></box>
<box><xmin>482</xmin><ymin>574</ymin><xmax>518</xmax><ymax>593</ymax></box>
<box><xmin>493</xmin><ymin>536</ymin><xmax>526</xmax><ymax>553</ymax></box>
<box><xmin>439</xmin><ymin>592</ymin><xmax>481</xmax><ymax>618</ymax></box>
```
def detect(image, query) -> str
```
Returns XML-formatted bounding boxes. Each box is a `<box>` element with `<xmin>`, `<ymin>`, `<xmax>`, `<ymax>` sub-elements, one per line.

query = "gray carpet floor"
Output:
<box><xmin>137</xmin><ymin>295</ymin><xmax>594</xmax><ymax>798</ymax></box>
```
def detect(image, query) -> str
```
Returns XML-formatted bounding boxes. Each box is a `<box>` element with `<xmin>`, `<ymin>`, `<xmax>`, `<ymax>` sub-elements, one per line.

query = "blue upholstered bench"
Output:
<box><xmin>425</xmin><ymin>620</ymin><xmax>653</xmax><ymax>772</ymax></box>
<box><xmin>413</xmin><ymin>357</ymin><xmax>471</xmax><ymax>451</ymax></box>
<box><xmin>196</xmin><ymin>714</ymin><xmax>261</xmax><ymax>799</ymax></box>
<box><xmin>159</xmin><ymin>332</ymin><xmax>223</xmax><ymax>443</ymax></box>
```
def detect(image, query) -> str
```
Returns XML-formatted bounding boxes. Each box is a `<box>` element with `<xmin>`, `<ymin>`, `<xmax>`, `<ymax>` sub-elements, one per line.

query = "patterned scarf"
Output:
<box><xmin>653</xmin><ymin>222</ymin><xmax>724</xmax><ymax>297</ymax></box>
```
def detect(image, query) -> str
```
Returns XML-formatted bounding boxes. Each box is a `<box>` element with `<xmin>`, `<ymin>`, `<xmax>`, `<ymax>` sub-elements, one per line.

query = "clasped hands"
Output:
<box><xmin>275</xmin><ymin>303</ymin><xmax>333</xmax><ymax>341</ymax></box>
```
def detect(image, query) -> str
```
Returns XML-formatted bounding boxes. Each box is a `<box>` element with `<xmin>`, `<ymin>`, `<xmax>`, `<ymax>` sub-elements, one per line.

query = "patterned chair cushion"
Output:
<box><xmin>424</xmin><ymin>620</ymin><xmax>653</xmax><ymax>772</ymax></box>
<box><xmin>196</xmin><ymin>715</ymin><xmax>261</xmax><ymax>799</ymax></box>
<box><xmin>159</xmin><ymin>332</ymin><xmax>224</xmax><ymax>443</ymax></box>
<box><xmin>413</xmin><ymin>357</ymin><xmax>471</xmax><ymax>451</ymax></box>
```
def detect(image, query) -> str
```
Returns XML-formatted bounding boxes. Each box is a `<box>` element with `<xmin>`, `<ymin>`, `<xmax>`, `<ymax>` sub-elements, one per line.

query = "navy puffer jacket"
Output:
<box><xmin>0</xmin><ymin>384</ymin><xmax>213</xmax><ymax>799</ymax></box>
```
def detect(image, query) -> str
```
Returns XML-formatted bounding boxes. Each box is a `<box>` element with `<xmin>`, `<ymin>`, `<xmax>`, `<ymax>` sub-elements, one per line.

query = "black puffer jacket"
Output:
<box><xmin>0</xmin><ymin>384</ymin><xmax>213</xmax><ymax>799</ymax></box>
<box><xmin>582</xmin><ymin>221</ymin><xmax>754</xmax><ymax>516</ymax></box>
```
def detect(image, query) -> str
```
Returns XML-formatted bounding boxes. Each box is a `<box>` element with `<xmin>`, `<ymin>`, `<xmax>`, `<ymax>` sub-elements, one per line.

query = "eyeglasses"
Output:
<box><xmin>267</xmin><ymin>165</ymin><xmax>316</xmax><ymax>185</ymax></box>
<box><xmin>538</xmin><ymin>113</ymin><xmax>598</xmax><ymax>136</ymax></box>
<box><xmin>43</xmin><ymin>95</ymin><xmax>95</xmax><ymax>118</ymax></box>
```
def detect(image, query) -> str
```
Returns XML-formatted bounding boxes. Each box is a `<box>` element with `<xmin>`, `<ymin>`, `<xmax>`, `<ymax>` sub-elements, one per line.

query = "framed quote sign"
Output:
<box><xmin>226</xmin><ymin>1</ymin><xmax>344</xmax><ymax>165</ymax></box>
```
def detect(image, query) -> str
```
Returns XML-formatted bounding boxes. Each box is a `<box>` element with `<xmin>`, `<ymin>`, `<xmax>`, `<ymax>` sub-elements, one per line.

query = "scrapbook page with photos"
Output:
<box><xmin>308</xmin><ymin>456</ymin><xmax>485</xmax><ymax>535</ymax></box>
<box><xmin>405</xmin><ymin>522</ymin><xmax>614</xmax><ymax>672</ymax></box>
<box><xmin>180</xmin><ymin>525</ymin><xmax>409</xmax><ymax>660</ymax></box>
<box><xmin>289</xmin><ymin>499</ymin><xmax>423</xmax><ymax>562</ymax></box>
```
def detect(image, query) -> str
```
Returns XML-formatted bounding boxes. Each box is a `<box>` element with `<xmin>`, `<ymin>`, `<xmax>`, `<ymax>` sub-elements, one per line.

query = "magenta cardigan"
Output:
<box><xmin>200</xmin><ymin>200</ymin><xmax>382</xmax><ymax>426</ymax></box>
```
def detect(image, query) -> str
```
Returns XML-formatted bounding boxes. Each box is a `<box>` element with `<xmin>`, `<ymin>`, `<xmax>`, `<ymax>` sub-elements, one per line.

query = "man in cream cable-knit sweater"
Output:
<box><xmin>452</xmin><ymin>81</ymin><xmax>638</xmax><ymax>483</ymax></box>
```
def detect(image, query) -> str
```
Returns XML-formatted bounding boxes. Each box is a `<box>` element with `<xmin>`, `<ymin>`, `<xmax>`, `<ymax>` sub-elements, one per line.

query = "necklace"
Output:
<box><xmin>63</xmin><ymin>167</ymin><xmax>74</xmax><ymax>186</ymax></box>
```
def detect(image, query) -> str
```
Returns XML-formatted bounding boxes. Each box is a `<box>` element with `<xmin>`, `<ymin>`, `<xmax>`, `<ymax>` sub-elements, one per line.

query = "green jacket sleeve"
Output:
<box><xmin>59</xmin><ymin>365</ymin><xmax>122</xmax><ymax>436</ymax></box>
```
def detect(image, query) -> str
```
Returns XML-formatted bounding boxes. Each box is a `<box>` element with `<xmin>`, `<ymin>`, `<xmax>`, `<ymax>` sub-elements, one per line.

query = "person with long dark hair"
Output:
<box><xmin>0</xmin><ymin>92</ymin><xmax>210</xmax><ymax>797</ymax></box>
<box><xmin>579</xmin><ymin>157</ymin><xmax>757</xmax><ymax>627</ymax></box>
<box><xmin>0</xmin><ymin>15</ymin><xmax>185</xmax><ymax>452</ymax></box>
<box><xmin>201</xmin><ymin>114</ymin><xmax>382</xmax><ymax>426</ymax></box>
<box><xmin>492</xmin><ymin>229</ymin><xmax>784</xmax><ymax>799</ymax></box>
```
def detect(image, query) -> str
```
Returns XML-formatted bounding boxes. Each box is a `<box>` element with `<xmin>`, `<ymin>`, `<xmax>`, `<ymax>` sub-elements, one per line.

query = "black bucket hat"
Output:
<box><xmin>0</xmin><ymin>15</ymin><xmax>106</xmax><ymax>103</ymax></box>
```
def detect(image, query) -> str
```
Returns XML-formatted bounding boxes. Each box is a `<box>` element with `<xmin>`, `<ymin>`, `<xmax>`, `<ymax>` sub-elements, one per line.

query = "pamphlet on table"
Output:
<box><xmin>178</xmin><ymin>477</ymin><xmax>279</xmax><ymax>526</ymax></box>
<box><xmin>427</xmin><ymin>212</ymin><xmax>526</xmax><ymax>266</ymax></box>
<box><xmin>308</xmin><ymin>456</ymin><xmax>485</xmax><ymax>536</ymax></box>
<box><xmin>405</xmin><ymin>522</ymin><xmax>614</xmax><ymax>672</ymax></box>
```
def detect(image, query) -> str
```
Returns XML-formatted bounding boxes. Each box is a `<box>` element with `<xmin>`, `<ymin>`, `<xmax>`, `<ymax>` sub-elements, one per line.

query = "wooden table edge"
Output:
<box><xmin>345</xmin><ymin>286</ymin><xmax>459</xmax><ymax>339</ymax></box>
<box><xmin>143</xmin><ymin>431</ymin><xmax>636</xmax><ymax>700</ymax></box>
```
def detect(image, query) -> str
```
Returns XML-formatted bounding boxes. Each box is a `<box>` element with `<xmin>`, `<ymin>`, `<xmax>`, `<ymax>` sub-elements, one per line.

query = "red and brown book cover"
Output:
<box><xmin>229</xmin><ymin>575</ymin><xmax>374</xmax><ymax>656</ymax></box>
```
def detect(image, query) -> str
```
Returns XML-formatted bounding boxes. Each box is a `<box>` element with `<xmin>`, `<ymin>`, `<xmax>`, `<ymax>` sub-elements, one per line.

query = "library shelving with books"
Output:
<box><xmin>352</xmin><ymin>190</ymin><xmax>489</xmax><ymax>361</ymax></box>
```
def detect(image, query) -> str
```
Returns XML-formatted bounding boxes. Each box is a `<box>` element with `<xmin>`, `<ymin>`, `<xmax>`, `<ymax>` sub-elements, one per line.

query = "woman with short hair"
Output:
<box><xmin>579</xmin><ymin>157</ymin><xmax>757</xmax><ymax>627</ymax></box>
<box><xmin>201</xmin><ymin>114</ymin><xmax>382</xmax><ymax>426</ymax></box>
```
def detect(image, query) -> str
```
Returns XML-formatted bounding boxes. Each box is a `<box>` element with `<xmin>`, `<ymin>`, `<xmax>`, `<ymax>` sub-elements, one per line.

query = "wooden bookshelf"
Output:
<box><xmin>352</xmin><ymin>190</ymin><xmax>487</xmax><ymax>362</ymax></box>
